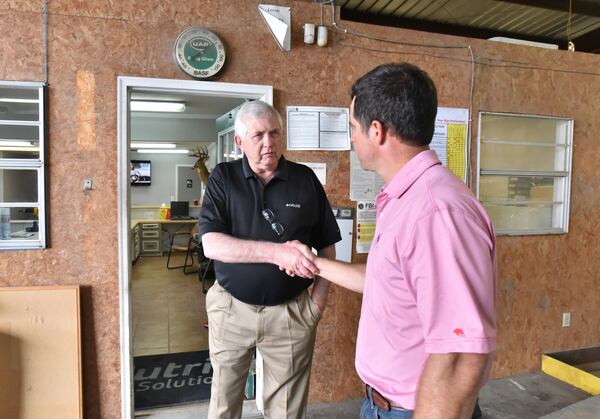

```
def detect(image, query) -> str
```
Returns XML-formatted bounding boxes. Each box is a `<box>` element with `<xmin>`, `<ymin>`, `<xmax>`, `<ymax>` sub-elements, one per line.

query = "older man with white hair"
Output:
<box><xmin>199</xmin><ymin>100</ymin><xmax>341</xmax><ymax>419</ymax></box>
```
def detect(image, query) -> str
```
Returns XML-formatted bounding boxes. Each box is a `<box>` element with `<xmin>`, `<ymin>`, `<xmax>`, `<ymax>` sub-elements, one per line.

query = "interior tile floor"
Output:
<box><xmin>132</xmin><ymin>254</ymin><xmax>208</xmax><ymax>356</ymax></box>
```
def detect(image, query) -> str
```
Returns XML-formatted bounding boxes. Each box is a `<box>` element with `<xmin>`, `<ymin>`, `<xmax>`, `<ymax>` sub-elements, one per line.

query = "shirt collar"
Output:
<box><xmin>242</xmin><ymin>155</ymin><xmax>289</xmax><ymax>181</ymax></box>
<box><xmin>377</xmin><ymin>149</ymin><xmax>441</xmax><ymax>210</ymax></box>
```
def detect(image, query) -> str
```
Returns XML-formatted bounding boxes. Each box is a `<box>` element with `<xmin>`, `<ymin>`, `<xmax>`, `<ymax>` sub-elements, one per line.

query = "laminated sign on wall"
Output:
<box><xmin>350</xmin><ymin>151</ymin><xmax>385</xmax><ymax>201</ymax></box>
<box><xmin>350</xmin><ymin>106</ymin><xmax>470</xmax><ymax>203</ymax></box>
<box><xmin>356</xmin><ymin>201</ymin><xmax>377</xmax><ymax>254</ymax></box>
<box><xmin>287</xmin><ymin>106</ymin><xmax>350</xmax><ymax>151</ymax></box>
<box><xmin>432</xmin><ymin>107</ymin><xmax>469</xmax><ymax>183</ymax></box>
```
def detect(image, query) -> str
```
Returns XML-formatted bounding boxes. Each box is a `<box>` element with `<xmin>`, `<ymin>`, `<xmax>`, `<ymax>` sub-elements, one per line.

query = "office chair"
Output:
<box><xmin>166</xmin><ymin>225</ymin><xmax>198</xmax><ymax>274</ymax></box>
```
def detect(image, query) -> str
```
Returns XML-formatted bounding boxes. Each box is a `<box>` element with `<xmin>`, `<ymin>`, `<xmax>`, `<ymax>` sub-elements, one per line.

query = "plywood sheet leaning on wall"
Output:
<box><xmin>0</xmin><ymin>285</ymin><xmax>82</xmax><ymax>419</ymax></box>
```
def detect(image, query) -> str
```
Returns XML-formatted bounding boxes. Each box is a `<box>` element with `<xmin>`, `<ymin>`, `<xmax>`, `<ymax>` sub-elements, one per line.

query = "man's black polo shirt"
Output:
<box><xmin>199</xmin><ymin>155</ymin><xmax>341</xmax><ymax>306</ymax></box>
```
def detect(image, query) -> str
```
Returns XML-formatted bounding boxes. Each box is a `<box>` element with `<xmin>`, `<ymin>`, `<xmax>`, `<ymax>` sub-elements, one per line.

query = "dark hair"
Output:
<box><xmin>351</xmin><ymin>63</ymin><xmax>438</xmax><ymax>146</ymax></box>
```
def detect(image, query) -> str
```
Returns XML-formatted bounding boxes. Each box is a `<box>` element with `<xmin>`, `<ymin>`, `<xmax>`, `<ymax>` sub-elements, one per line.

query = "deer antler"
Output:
<box><xmin>190</xmin><ymin>145</ymin><xmax>211</xmax><ymax>185</ymax></box>
<box><xmin>190</xmin><ymin>145</ymin><xmax>209</xmax><ymax>161</ymax></box>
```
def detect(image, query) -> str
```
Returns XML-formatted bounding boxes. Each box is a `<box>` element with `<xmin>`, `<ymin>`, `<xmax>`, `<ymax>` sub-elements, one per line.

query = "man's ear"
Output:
<box><xmin>234</xmin><ymin>135</ymin><xmax>243</xmax><ymax>150</ymax></box>
<box><xmin>369</xmin><ymin>120</ymin><xmax>386</xmax><ymax>145</ymax></box>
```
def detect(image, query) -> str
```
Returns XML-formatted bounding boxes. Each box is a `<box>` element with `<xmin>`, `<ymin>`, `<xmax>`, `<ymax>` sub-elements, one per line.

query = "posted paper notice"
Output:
<box><xmin>432</xmin><ymin>107</ymin><xmax>469</xmax><ymax>182</ymax></box>
<box><xmin>287</xmin><ymin>106</ymin><xmax>350</xmax><ymax>150</ymax></box>
<box><xmin>356</xmin><ymin>200</ymin><xmax>377</xmax><ymax>254</ymax></box>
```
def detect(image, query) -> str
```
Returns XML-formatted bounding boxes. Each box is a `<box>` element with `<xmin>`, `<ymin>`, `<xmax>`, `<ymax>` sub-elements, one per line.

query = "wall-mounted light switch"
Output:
<box><xmin>562</xmin><ymin>312</ymin><xmax>571</xmax><ymax>328</ymax></box>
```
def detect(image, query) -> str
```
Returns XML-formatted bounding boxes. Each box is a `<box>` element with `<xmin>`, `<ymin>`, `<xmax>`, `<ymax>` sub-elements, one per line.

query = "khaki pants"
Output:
<box><xmin>206</xmin><ymin>281</ymin><xmax>321</xmax><ymax>419</ymax></box>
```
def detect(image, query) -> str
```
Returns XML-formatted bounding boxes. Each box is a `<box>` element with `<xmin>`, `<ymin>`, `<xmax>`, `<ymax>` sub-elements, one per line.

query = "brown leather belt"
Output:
<box><xmin>364</xmin><ymin>383</ymin><xmax>394</xmax><ymax>412</ymax></box>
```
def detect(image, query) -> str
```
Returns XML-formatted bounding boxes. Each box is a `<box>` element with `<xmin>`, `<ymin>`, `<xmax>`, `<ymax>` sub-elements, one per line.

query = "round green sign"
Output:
<box><xmin>174</xmin><ymin>27</ymin><xmax>226</xmax><ymax>79</ymax></box>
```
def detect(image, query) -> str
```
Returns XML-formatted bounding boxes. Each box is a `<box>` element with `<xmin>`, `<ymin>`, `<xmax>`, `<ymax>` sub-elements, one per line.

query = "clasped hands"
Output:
<box><xmin>279</xmin><ymin>240</ymin><xmax>318</xmax><ymax>278</ymax></box>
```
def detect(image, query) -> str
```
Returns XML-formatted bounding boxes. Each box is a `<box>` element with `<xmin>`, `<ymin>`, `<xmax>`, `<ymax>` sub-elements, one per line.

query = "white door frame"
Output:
<box><xmin>117</xmin><ymin>76</ymin><xmax>272</xmax><ymax>418</ymax></box>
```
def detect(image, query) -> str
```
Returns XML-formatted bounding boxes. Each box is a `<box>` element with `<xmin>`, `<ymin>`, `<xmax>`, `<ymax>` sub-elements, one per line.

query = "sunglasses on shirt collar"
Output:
<box><xmin>262</xmin><ymin>208</ymin><xmax>285</xmax><ymax>237</ymax></box>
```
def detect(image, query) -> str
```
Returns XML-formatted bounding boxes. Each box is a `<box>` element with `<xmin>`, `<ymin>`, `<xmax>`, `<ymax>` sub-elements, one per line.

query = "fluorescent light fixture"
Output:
<box><xmin>0</xmin><ymin>140</ymin><xmax>34</xmax><ymax>147</ymax></box>
<box><xmin>137</xmin><ymin>149</ymin><xmax>190</xmax><ymax>154</ymax></box>
<box><xmin>130</xmin><ymin>100</ymin><xmax>186</xmax><ymax>112</ymax></box>
<box><xmin>130</xmin><ymin>142</ymin><xmax>176</xmax><ymax>149</ymax></box>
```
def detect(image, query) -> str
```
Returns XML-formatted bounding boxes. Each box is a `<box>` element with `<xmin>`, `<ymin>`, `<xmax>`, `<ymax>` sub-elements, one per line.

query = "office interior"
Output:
<box><xmin>129</xmin><ymin>93</ymin><xmax>244</xmax><ymax>360</ymax></box>
<box><xmin>1</xmin><ymin>0</ymin><xmax>600</xmax><ymax>418</ymax></box>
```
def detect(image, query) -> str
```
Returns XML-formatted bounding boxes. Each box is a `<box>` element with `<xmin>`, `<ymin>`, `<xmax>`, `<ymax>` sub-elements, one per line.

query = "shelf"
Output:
<box><xmin>0</xmin><ymin>120</ymin><xmax>41</xmax><ymax>126</ymax></box>
<box><xmin>481</xmin><ymin>139</ymin><xmax>569</xmax><ymax>147</ymax></box>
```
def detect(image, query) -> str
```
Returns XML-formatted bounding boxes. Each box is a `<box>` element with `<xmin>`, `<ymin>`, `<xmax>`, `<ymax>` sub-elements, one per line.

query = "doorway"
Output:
<box><xmin>118</xmin><ymin>77</ymin><xmax>272</xmax><ymax>418</ymax></box>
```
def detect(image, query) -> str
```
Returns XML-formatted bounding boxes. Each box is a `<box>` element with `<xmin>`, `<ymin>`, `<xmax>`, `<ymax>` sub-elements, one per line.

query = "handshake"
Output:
<box><xmin>279</xmin><ymin>240</ymin><xmax>320</xmax><ymax>279</ymax></box>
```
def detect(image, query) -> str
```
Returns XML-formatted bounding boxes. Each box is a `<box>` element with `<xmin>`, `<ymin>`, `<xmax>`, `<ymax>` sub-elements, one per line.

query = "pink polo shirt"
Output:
<box><xmin>355</xmin><ymin>149</ymin><xmax>496</xmax><ymax>410</ymax></box>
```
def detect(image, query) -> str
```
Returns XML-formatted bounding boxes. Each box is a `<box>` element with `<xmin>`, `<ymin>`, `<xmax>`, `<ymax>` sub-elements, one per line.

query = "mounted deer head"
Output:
<box><xmin>190</xmin><ymin>145</ymin><xmax>210</xmax><ymax>185</ymax></box>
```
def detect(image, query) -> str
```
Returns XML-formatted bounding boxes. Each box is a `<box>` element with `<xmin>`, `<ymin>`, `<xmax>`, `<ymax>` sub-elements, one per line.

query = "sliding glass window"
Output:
<box><xmin>0</xmin><ymin>81</ymin><xmax>46</xmax><ymax>249</ymax></box>
<box><xmin>477</xmin><ymin>112</ymin><xmax>573</xmax><ymax>235</ymax></box>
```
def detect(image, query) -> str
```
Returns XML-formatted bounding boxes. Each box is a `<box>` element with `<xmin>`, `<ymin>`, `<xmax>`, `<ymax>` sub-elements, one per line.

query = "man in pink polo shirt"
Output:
<box><xmin>289</xmin><ymin>63</ymin><xmax>496</xmax><ymax>418</ymax></box>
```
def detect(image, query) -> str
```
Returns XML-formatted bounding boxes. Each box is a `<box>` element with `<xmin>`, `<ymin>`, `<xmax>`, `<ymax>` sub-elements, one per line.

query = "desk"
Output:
<box><xmin>131</xmin><ymin>219</ymin><xmax>197</xmax><ymax>229</ymax></box>
<box><xmin>132</xmin><ymin>219</ymin><xmax>197</xmax><ymax>256</ymax></box>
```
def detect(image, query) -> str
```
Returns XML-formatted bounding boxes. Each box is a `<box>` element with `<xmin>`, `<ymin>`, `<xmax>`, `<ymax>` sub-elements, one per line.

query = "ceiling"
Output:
<box><xmin>337</xmin><ymin>0</ymin><xmax>600</xmax><ymax>53</ymax></box>
<box><xmin>129</xmin><ymin>91</ymin><xmax>245</xmax><ymax>147</ymax></box>
<box><xmin>130</xmin><ymin>91</ymin><xmax>244</xmax><ymax>118</ymax></box>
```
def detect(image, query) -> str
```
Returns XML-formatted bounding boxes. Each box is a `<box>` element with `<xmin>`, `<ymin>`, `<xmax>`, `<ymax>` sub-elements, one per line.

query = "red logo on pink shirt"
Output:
<box><xmin>453</xmin><ymin>328</ymin><xmax>465</xmax><ymax>337</ymax></box>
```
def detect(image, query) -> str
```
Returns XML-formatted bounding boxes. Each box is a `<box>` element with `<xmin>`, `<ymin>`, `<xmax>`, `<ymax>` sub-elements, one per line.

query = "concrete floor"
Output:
<box><xmin>478</xmin><ymin>372</ymin><xmax>591</xmax><ymax>418</ymax></box>
<box><xmin>541</xmin><ymin>396</ymin><xmax>600</xmax><ymax>419</ymax></box>
<box><xmin>136</xmin><ymin>371</ymin><xmax>599</xmax><ymax>418</ymax></box>
<box><xmin>134</xmin><ymin>399</ymin><xmax>361</xmax><ymax>419</ymax></box>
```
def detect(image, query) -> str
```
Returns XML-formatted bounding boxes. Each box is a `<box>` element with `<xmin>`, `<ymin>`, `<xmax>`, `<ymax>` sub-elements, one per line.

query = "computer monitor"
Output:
<box><xmin>170</xmin><ymin>201</ymin><xmax>190</xmax><ymax>219</ymax></box>
<box><xmin>130</xmin><ymin>160</ymin><xmax>151</xmax><ymax>185</ymax></box>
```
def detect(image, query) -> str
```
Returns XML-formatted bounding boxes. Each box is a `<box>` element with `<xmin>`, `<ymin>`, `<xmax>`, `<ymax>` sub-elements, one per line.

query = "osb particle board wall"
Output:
<box><xmin>0</xmin><ymin>1</ymin><xmax>599</xmax><ymax>417</ymax></box>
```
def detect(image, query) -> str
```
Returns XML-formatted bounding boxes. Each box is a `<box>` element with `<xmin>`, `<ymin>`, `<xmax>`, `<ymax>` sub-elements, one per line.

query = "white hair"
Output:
<box><xmin>234</xmin><ymin>101</ymin><xmax>282</xmax><ymax>138</ymax></box>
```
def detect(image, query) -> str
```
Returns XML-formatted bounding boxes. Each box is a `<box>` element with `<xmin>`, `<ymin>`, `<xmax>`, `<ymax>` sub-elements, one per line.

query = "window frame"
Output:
<box><xmin>0</xmin><ymin>81</ymin><xmax>47</xmax><ymax>250</ymax></box>
<box><xmin>217</xmin><ymin>125</ymin><xmax>242</xmax><ymax>163</ymax></box>
<box><xmin>476</xmin><ymin>111</ymin><xmax>573</xmax><ymax>236</ymax></box>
